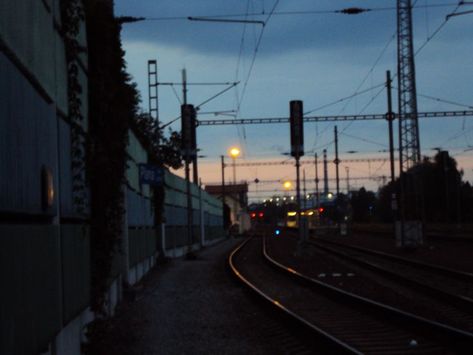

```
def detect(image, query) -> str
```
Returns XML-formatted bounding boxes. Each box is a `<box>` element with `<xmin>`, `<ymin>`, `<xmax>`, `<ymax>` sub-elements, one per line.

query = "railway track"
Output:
<box><xmin>311</xmin><ymin>237</ymin><xmax>473</xmax><ymax>309</ymax></box>
<box><xmin>351</xmin><ymin>226</ymin><xmax>473</xmax><ymax>243</ymax></box>
<box><xmin>229</xmin><ymin>234</ymin><xmax>473</xmax><ymax>354</ymax></box>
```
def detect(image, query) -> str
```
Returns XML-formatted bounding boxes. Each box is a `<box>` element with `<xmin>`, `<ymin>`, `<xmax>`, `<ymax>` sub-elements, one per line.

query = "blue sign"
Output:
<box><xmin>139</xmin><ymin>164</ymin><xmax>164</xmax><ymax>186</ymax></box>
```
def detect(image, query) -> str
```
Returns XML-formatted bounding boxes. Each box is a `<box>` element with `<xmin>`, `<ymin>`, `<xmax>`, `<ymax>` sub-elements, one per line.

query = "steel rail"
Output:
<box><xmin>309</xmin><ymin>239</ymin><xmax>473</xmax><ymax>312</ymax></box>
<box><xmin>228</xmin><ymin>237</ymin><xmax>362</xmax><ymax>354</ymax></box>
<box><xmin>315</xmin><ymin>237</ymin><xmax>473</xmax><ymax>282</ymax></box>
<box><xmin>263</xmin><ymin>236</ymin><xmax>473</xmax><ymax>351</ymax></box>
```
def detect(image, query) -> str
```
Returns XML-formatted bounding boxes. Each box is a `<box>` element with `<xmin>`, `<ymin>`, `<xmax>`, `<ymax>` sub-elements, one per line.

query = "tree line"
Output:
<box><xmin>349</xmin><ymin>151</ymin><xmax>473</xmax><ymax>224</ymax></box>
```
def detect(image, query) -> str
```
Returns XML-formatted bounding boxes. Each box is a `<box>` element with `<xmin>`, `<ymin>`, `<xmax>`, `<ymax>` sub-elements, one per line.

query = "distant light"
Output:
<box><xmin>42</xmin><ymin>166</ymin><xmax>54</xmax><ymax>209</ymax></box>
<box><xmin>287</xmin><ymin>211</ymin><xmax>297</xmax><ymax>216</ymax></box>
<box><xmin>229</xmin><ymin>147</ymin><xmax>241</xmax><ymax>158</ymax></box>
<box><xmin>327</xmin><ymin>192</ymin><xmax>333</xmax><ymax>199</ymax></box>
<box><xmin>283</xmin><ymin>197</ymin><xmax>287</xmax><ymax>201</ymax></box>
<box><xmin>290</xmin><ymin>196</ymin><xmax>295</xmax><ymax>200</ymax></box>
<box><xmin>283</xmin><ymin>181</ymin><xmax>292</xmax><ymax>189</ymax></box>
<box><xmin>275</xmin><ymin>229</ymin><xmax>281</xmax><ymax>236</ymax></box>
<box><xmin>269</xmin><ymin>198</ymin><xmax>273</xmax><ymax>202</ymax></box>
<box><xmin>306</xmin><ymin>194</ymin><xmax>310</xmax><ymax>199</ymax></box>
<box><xmin>276</xmin><ymin>197</ymin><xmax>280</xmax><ymax>202</ymax></box>
<box><xmin>308</xmin><ymin>211</ymin><xmax>314</xmax><ymax>216</ymax></box>
<box><xmin>318</xmin><ymin>207</ymin><xmax>324</xmax><ymax>213</ymax></box>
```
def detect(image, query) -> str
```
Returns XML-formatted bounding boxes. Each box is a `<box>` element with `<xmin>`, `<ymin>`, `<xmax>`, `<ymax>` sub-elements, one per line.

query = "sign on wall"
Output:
<box><xmin>139</xmin><ymin>164</ymin><xmax>164</xmax><ymax>186</ymax></box>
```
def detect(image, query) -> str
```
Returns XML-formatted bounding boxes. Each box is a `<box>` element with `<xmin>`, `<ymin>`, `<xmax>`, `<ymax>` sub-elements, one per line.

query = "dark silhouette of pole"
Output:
<box><xmin>323</xmin><ymin>149</ymin><xmax>329</xmax><ymax>196</ymax></box>
<box><xmin>314</xmin><ymin>152</ymin><xmax>319</xmax><ymax>207</ymax></box>
<box><xmin>345</xmin><ymin>166</ymin><xmax>350</xmax><ymax>193</ymax></box>
<box><xmin>182</xmin><ymin>101</ymin><xmax>193</xmax><ymax>255</ymax></box>
<box><xmin>296</xmin><ymin>156</ymin><xmax>301</xmax><ymax>230</ymax></box>
<box><xmin>334</xmin><ymin>126</ymin><xmax>340</xmax><ymax>197</ymax></box>
<box><xmin>303</xmin><ymin>169</ymin><xmax>307</xmax><ymax>210</ymax></box>
<box><xmin>386</xmin><ymin>70</ymin><xmax>395</xmax><ymax>183</ymax></box>
<box><xmin>221</xmin><ymin>155</ymin><xmax>226</xmax><ymax>206</ymax></box>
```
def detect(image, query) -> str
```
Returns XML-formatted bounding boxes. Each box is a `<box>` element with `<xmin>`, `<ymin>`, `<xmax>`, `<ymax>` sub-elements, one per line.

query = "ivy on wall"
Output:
<box><xmin>82</xmin><ymin>0</ymin><xmax>141</xmax><ymax>314</ymax></box>
<box><xmin>60</xmin><ymin>0</ymin><xmax>88</xmax><ymax>215</ymax></box>
<box><xmin>130</xmin><ymin>113</ymin><xmax>183</xmax><ymax>225</ymax></box>
<box><xmin>63</xmin><ymin>0</ymin><xmax>184</xmax><ymax>317</ymax></box>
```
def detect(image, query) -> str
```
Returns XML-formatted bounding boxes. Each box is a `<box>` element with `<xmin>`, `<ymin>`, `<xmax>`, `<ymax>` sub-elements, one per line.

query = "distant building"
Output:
<box><xmin>205</xmin><ymin>183</ymin><xmax>250</xmax><ymax>233</ymax></box>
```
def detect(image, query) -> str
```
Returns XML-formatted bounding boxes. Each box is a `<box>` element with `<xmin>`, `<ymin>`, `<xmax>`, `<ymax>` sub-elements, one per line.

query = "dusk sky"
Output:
<box><xmin>114</xmin><ymin>0</ymin><xmax>473</xmax><ymax>201</ymax></box>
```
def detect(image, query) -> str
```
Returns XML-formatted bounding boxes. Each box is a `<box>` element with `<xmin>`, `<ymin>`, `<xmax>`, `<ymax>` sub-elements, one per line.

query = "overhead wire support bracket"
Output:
<box><xmin>188</xmin><ymin>17</ymin><xmax>265</xmax><ymax>26</ymax></box>
<box><xmin>157</xmin><ymin>81</ymin><xmax>239</xmax><ymax>86</ymax></box>
<box><xmin>446</xmin><ymin>9</ymin><xmax>473</xmax><ymax>19</ymax></box>
<box><xmin>197</xmin><ymin>110</ymin><xmax>473</xmax><ymax>126</ymax></box>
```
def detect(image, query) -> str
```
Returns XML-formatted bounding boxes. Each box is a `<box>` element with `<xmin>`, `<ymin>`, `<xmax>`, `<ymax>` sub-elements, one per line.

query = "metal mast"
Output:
<box><xmin>397</xmin><ymin>0</ymin><xmax>421</xmax><ymax>171</ymax></box>
<box><xmin>148</xmin><ymin>60</ymin><xmax>159</xmax><ymax>125</ymax></box>
<box><xmin>397</xmin><ymin>0</ymin><xmax>423</xmax><ymax>248</ymax></box>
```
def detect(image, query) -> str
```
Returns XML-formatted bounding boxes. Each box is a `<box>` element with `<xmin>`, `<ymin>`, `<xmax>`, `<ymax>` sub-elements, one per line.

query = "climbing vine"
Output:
<box><xmin>82</xmin><ymin>0</ymin><xmax>139</xmax><ymax>314</ymax></box>
<box><xmin>61</xmin><ymin>0</ymin><xmax>88</xmax><ymax>215</ymax></box>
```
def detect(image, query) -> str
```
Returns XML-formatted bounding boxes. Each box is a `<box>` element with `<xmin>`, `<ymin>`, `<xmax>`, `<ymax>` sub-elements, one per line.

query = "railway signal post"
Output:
<box><xmin>182</xmin><ymin>103</ymin><xmax>197</xmax><ymax>257</ymax></box>
<box><xmin>290</xmin><ymin>100</ymin><xmax>307</xmax><ymax>254</ymax></box>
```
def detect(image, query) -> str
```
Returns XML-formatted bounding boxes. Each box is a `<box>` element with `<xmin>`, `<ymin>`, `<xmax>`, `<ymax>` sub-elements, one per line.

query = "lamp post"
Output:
<box><xmin>228</xmin><ymin>147</ymin><xmax>240</xmax><ymax>227</ymax></box>
<box><xmin>283</xmin><ymin>181</ymin><xmax>292</xmax><ymax>190</ymax></box>
<box><xmin>229</xmin><ymin>147</ymin><xmax>240</xmax><ymax>184</ymax></box>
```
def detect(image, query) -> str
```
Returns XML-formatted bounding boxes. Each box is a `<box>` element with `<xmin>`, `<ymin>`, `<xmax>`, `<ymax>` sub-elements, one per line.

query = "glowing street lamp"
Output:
<box><xmin>228</xmin><ymin>146</ymin><xmax>240</xmax><ymax>184</ymax></box>
<box><xmin>283</xmin><ymin>180</ymin><xmax>292</xmax><ymax>190</ymax></box>
<box><xmin>229</xmin><ymin>147</ymin><xmax>240</xmax><ymax>158</ymax></box>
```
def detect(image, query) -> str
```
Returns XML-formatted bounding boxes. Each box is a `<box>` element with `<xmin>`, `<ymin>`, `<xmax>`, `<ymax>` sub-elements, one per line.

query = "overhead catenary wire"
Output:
<box><xmin>236</xmin><ymin>0</ymin><xmax>280</xmax><ymax>115</ymax></box>
<box><xmin>303</xmin><ymin>83</ymin><xmax>386</xmax><ymax>115</ymax></box>
<box><xmin>134</xmin><ymin>3</ymin><xmax>461</xmax><ymax>22</ymax></box>
<box><xmin>340</xmin><ymin>131</ymin><xmax>388</xmax><ymax>148</ymax></box>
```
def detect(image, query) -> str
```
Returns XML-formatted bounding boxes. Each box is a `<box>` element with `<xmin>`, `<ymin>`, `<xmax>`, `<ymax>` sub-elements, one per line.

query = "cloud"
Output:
<box><xmin>117</xmin><ymin>0</ymin><xmax>468</xmax><ymax>58</ymax></box>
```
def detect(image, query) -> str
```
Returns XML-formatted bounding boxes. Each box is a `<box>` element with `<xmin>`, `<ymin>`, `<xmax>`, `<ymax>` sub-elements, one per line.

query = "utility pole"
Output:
<box><xmin>182</xmin><ymin>103</ymin><xmax>194</xmax><ymax>256</ymax></box>
<box><xmin>386</xmin><ymin>70</ymin><xmax>396</xmax><ymax>184</ymax></box>
<box><xmin>314</xmin><ymin>152</ymin><xmax>319</xmax><ymax>207</ymax></box>
<box><xmin>303</xmin><ymin>169</ymin><xmax>307</xmax><ymax>210</ymax></box>
<box><xmin>182</xmin><ymin>68</ymin><xmax>188</xmax><ymax>105</ymax></box>
<box><xmin>345</xmin><ymin>166</ymin><xmax>350</xmax><ymax>194</ymax></box>
<box><xmin>323</xmin><ymin>149</ymin><xmax>329</xmax><ymax>196</ymax></box>
<box><xmin>221</xmin><ymin>155</ymin><xmax>226</xmax><ymax>207</ymax></box>
<box><xmin>334</xmin><ymin>126</ymin><xmax>340</xmax><ymax>197</ymax></box>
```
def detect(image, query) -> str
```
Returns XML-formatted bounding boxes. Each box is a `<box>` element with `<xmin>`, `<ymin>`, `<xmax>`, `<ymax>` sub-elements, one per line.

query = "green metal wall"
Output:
<box><xmin>0</xmin><ymin>225</ymin><xmax>62</xmax><ymax>355</ymax></box>
<box><xmin>128</xmin><ymin>228</ymin><xmax>158</xmax><ymax>267</ymax></box>
<box><xmin>60</xmin><ymin>225</ymin><xmax>90</xmax><ymax>324</ymax></box>
<box><xmin>0</xmin><ymin>224</ymin><xmax>91</xmax><ymax>355</ymax></box>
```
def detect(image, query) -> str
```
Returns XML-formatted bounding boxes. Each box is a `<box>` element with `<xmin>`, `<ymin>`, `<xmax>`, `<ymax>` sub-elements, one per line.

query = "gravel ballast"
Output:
<box><xmin>89</xmin><ymin>238</ymin><xmax>285</xmax><ymax>355</ymax></box>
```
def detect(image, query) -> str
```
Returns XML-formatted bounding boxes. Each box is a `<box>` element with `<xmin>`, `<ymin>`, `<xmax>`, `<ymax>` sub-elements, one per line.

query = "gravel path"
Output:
<box><xmin>90</xmin><ymin>238</ymin><xmax>283</xmax><ymax>355</ymax></box>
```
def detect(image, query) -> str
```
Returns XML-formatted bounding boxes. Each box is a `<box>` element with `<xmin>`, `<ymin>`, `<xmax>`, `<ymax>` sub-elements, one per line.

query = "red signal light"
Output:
<box><xmin>251</xmin><ymin>212</ymin><xmax>256</xmax><ymax>219</ymax></box>
<box><xmin>258</xmin><ymin>212</ymin><xmax>264</xmax><ymax>218</ymax></box>
<box><xmin>318</xmin><ymin>207</ymin><xmax>324</xmax><ymax>213</ymax></box>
